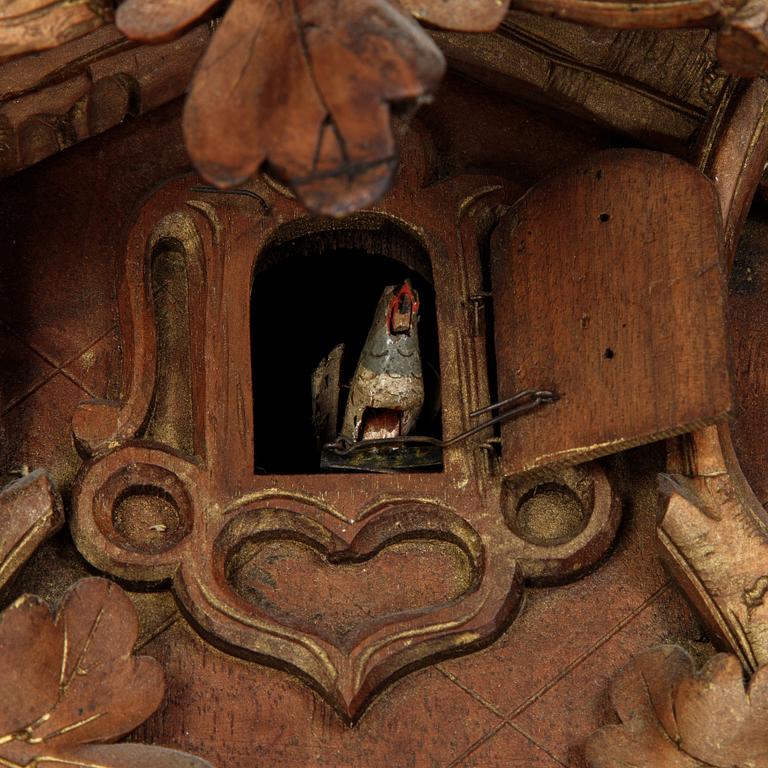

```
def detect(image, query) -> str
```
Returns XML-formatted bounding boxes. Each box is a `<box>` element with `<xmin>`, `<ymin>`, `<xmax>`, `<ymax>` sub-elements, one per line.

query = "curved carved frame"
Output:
<box><xmin>585</xmin><ymin>75</ymin><xmax>768</xmax><ymax>768</ymax></box>
<box><xmin>67</xmin><ymin>132</ymin><xmax>621</xmax><ymax>720</ymax></box>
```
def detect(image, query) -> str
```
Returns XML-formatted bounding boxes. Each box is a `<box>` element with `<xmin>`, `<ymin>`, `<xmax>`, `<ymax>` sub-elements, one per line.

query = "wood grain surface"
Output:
<box><xmin>492</xmin><ymin>149</ymin><xmax>731</xmax><ymax>476</ymax></box>
<box><xmin>0</xmin><ymin>70</ymin><xmax>711</xmax><ymax>767</ymax></box>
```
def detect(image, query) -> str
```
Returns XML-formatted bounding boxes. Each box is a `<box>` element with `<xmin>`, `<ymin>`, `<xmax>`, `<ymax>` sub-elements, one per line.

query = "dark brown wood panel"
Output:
<box><xmin>492</xmin><ymin>149</ymin><xmax>731</xmax><ymax>476</ymax></box>
<box><xmin>0</xmin><ymin>78</ymin><xmax>707</xmax><ymax>768</ymax></box>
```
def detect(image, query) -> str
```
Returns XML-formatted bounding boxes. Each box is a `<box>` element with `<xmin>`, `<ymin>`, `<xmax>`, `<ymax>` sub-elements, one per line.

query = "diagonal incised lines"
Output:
<box><xmin>439</xmin><ymin>580</ymin><xmax>672</xmax><ymax>767</ymax></box>
<box><xmin>1</xmin><ymin>322</ymin><xmax>117</xmax><ymax>416</ymax></box>
<box><xmin>505</xmin><ymin>580</ymin><xmax>671</xmax><ymax>721</ymax></box>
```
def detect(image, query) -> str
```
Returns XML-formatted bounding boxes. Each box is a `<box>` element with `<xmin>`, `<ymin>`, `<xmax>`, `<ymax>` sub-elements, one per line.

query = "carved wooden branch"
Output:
<box><xmin>585</xmin><ymin>644</ymin><xmax>768</xmax><ymax>767</ymax></box>
<box><xmin>660</xmin><ymin>428</ymin><xmax>768</xmax><ymax>672</ymax></box>
<box><xmin>0</xmin><ymin>0</ymin><xmax>113</xmax><ymax>62</ymax></box>
<box><xmin>652</xmin><ymin>79</ymin><xmax>768</xmax><ymax>673</ymax></box>
<box><xmin>0</xmin><ymin>469</ymin><xmax>63</xmax><ymax>594</ymax></box>
<box><xmin>0</xmin><ymin>576</ymin><xmax>215</xmax><ymax>768</ymax></box>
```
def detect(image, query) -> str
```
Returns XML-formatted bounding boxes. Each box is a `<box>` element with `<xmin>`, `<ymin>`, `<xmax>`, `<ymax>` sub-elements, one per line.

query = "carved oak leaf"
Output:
<box><xmin>585</xmin><ymin>645</ymin><xmax>768</xmax><ymax>768</ymax></box>
<box><xmin>717</xmin><ymin>0</ymin><xmax>768</xmax><ymax>77</ymax></box>
<box><xmin>116</xmin><ymin>0</ymin><xmax>445</xmax><ymax>215</ymax></box>
<box><xmin>0</xmin><ymin>0</ymin><xmax>112</xmax><ymax>62</ymax></box>
<box><xmin>0</xmin><ymin>577</ymin><xmax>214</xmax><ymax>768</ymax></box>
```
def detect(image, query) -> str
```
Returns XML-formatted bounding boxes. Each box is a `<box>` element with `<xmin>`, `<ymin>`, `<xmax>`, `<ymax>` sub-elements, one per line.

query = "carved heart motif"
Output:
<box><xmin>227</xmin><ymin>536</ymin><xmax>474</xmax><ymax>651</ymax></box>
<box><xmin>174</xmin><ymin>501</ymin><xmax>518</xmax><ymax>720</ymax></box>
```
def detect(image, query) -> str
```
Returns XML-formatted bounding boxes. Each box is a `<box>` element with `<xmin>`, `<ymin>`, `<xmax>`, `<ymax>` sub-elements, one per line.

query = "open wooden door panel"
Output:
<box><xmin>491</xmin><ymin>149</ymin><xmax>732</xmax><ymax>476</ymax></box>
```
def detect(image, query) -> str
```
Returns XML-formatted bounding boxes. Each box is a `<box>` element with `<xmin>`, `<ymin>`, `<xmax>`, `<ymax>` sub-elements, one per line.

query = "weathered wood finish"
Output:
<box><xmin>491</xmin><ymin>149</ymin><xmax>731</xmax><ymax>476</ymax></box>
<box><xmin>655</xmin><ymin>76</ymin><xmax>768</xmax><ymax>671</ymax></box>
<box><xmin>118</xmin><ymin>0</ymin><xmax>446</xmax><ymax>216</ymax></box>
<box><xmin>108</xmin><ymin>0</ymin><xmax>768</xmax><ymax>215</ymax></box>
<box><xmin>0</xmin><ymin>0</ymin><xmax>765</xmax><ymax>219</ymax></box>
<box><xmin>0</xmin><ymin>53</ymin><xmax>724</xmax><ymax>764</ymax></box>
<box><xmin>66</xmin><ymin>130</ymin><xmax>624</xmax><ymax>720</ymax></box>
<box><xmin>586</xmin><ymin>645</ymin><xmax>768</xmax><ymax>767</ymax></box>
<box><xmin>0</xmin><ymin>577</ymin><xmax>214</xmax><ymax>768</ymax></box>
<box><xmin>660</xmin><ymin>428</ymin><xmax>768</xmax><ymax>672</ymax></box>
<box><xmin>3</xmin><ymin>2</ymin><xmax>768</xmax><ymax>762</ymax></box>
<box><xmin>0</xmin><ymin>22</ymin><xmax>210</xmax><ymax>179</ymax></box>
<box><xmin>433</xmin><ymin>18</ymin><xmax>725</xmax><ymax>155</ymax></box>
<box><xmin>696</xmin><ymin>77</ymin><xmax>768</xmax><ymax>266</ymax></box>
<box><xmin>0</xmin><ymin>469</ymin><xmax>62</xmax><ymax>594</ymax></box>
<box><xmin>0</xmin><ymin>0</ymin><xmax>112</xmax><ymax>61</ymax></box>
<box><xmin>116</xmin><ymin>0</ymin><xmax>219</xmax><ymax>41</ymax></box>
<box><xmin>585</xmin><ymin>67</ymin><xmax>768</xmax><ymax>768</ymax></box>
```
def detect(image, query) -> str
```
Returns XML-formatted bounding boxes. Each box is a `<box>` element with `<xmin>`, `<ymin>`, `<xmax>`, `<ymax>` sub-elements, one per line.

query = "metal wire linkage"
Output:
<box><xmin>324</xmin><ymin>388</ymin><xmax>558</xmax><ymax>456</ymax></box>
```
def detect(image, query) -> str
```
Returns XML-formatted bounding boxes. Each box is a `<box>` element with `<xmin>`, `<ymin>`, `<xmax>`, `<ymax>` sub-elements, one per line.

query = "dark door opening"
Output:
<box><xmin>251</xmin><ymin>221</ymin><xmax>441</xmax><ymax>474</ymax></box>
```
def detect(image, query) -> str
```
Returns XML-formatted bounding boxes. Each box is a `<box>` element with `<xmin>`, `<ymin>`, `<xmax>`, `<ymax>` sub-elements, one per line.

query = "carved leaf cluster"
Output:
<box><xmin>0</xmin><ymin>577</ymin><xmax>214</xmax><ymax>768</ymax></box>
<box><xmin>585</xmin><ymin>645</ymin><xmax>768</xmax><ymax>768</ymax></box>
<box><xmin>116</xmin><ymin>0</ymin><xmax>447</xmax><ymax>215</ymax></box>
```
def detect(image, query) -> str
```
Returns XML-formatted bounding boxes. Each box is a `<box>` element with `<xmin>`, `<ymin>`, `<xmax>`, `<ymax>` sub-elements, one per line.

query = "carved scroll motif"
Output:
<box><xmin>69</xmin><ymin>135</ymin><xmax>622</xmax><ymax>720</ymax></box>
<box><xmin>0</xmin><ymin>576</ymin><xmax>215</xmax><ymax>768</ymax></box>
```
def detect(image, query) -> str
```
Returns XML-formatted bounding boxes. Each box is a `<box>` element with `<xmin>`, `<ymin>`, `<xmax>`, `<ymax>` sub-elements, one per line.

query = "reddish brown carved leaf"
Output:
<box><xmin>32</xmin><ymin>744</ymin><xmax>214</xmax><ymax>767</ymax></box>
<box><xmin>400</xmin><ymin>0</ymin><xmax>510</xmax><ymax>31</ymax></box>
<box><xmin>0</xmin><ymin>595</ymin><xmax>63</xmax><ymax>735</ymax></box>
<box><xmin>0</xmin><ymin>0</ymin><xmax>111</xmax><ymax>61</ymax></box>
<box><xmin>29</xmin><ymin>578</ymin><xmax>164</xmax><ymax>748</ymax></box>
<box><xmin>0</xmin><ymin>577</ymin><xmax>214</xmax><ymax>768</ymax></box>
<box><xmin>180</xmin><ymin>0</ymin><xmax>444</xmax><ymax>214</ymax></box>
<box><xmin>116</xmin><ymin>0</ymin><xmax>221</xmax><ymax>42</ymax></box>
<box><xmin>585</xmin><ymin>645</ymin><xmax>768</xmax><ymax>767</ymax></box>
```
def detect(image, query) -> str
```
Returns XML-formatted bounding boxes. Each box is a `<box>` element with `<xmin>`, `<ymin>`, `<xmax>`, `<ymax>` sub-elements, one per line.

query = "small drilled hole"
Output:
<box><xmin>598</xmin><ymin>213</ymin><xmax>610</xmax><ymax>223</ymax></box>
<box><xmin>604</xmin><ymin>348</ymin><xmax>615</xmax><ymax>359</ymax></box>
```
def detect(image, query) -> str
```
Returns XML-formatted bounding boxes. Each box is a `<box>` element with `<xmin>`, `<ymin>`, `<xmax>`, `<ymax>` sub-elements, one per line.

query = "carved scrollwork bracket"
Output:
<box><xmin>68</xmin><ymin>132</ymin><xmax>621</xmax><ymax>720</ymax></box>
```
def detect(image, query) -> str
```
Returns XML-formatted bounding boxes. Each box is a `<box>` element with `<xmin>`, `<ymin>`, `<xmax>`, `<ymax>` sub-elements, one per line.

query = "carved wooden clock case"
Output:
<box><xmin>3</xmin><ymin>6</ymin><xmax>768</xmax><ymax>768</ymax></box>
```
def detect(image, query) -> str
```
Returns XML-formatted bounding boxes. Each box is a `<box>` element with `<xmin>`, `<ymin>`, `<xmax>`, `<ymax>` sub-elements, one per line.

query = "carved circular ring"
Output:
<box><xmin>501</xmin><ymin>461</ymin><xmax>620</xmax><ymax>583</ymax></box>
<box><xmin>71</xmin><ymin>442</ymin><xmax>200</xmax><ymax>581</ymax></box>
